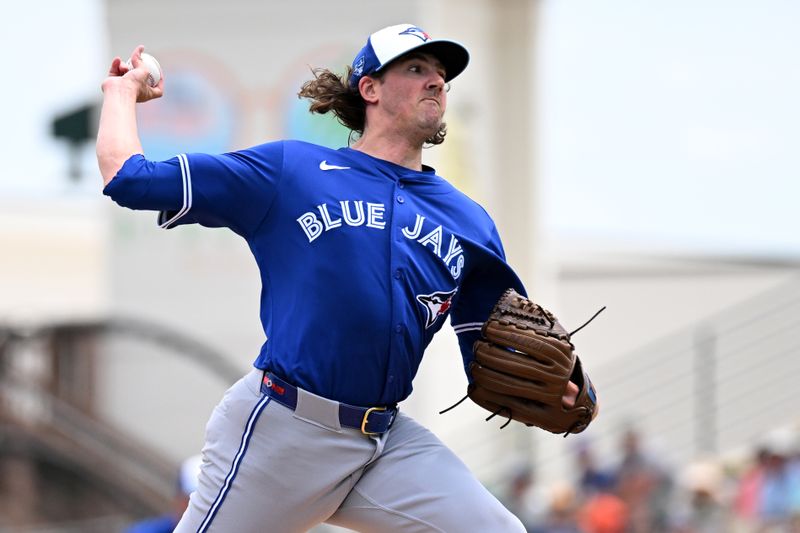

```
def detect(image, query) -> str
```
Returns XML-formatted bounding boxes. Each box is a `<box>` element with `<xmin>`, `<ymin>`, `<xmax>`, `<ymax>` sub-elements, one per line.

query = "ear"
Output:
<box><xmin>358</xmin><ymin>75</ymin><xmax>380</xmax><ymax>104</ymax></box>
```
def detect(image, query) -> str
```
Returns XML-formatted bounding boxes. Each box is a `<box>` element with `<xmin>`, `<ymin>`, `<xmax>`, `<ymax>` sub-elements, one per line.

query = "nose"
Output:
<box><xmin>427</xmin><ymin>72</ymin><xmax>445</xmax><ymax>93</ymax></box>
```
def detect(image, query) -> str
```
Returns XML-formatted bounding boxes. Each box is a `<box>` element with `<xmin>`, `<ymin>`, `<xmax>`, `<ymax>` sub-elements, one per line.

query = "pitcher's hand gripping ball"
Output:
<box><xmin>470</xmin><ymin>289</ymin><xmax>598</xmax><ymax>435</ymax></box>
<box><xmin>125</xmin><ymin>52</ymin><xmax>162</xmax><ymax>87</ymax></box>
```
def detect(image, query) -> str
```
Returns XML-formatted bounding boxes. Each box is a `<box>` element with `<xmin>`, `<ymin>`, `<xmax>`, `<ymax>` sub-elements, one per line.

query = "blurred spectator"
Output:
<box><xmin>125</xmin><ymin>454</ymin><xmax>202</xmax><ymax>533</ymax></box>
<box><xmin>758</xmin><ymin>428</ymin><xmax>800</xmax><ymax>529</ymax></box>
<box><xmin>536</xmin><ymin>482</ymin><xmax>582</xmax><ymax>533</ymax></box>
<box><xmin>578</xmin><ymin>475</ymin><xmax>628</xmax><ymax>533</ymax></box>
<box><xmin>568</xmin><ymin>440</ymin><xmax>629</xmax><ymax>533</ymax></box>
<box><xmin>500</xmin><ymin>425</ymin><xmax>800</xmax><ymax>533</ymax></box>
<box><xmin>574</xmin><ymin>441</ymin><xmax>617</xmax><ymax>497</ymax></box>
<box><xmin>614</xmin><ymin>427</ymin><xmax>673</xmax><ymax>533</ymax></box>
<box><xmin>733</xmin><ymin>446</ymin><xmax>769</xmax><ymax>526</ymax></box>
<box><xmin>670</xmin><ymin>459</ymin><xmax>730</xmax><ymax>533</ymax></box>
<box><xmin>501</xmin><ymin>465</ymin><xmax>548</xmax><ymax>532</ymax></box>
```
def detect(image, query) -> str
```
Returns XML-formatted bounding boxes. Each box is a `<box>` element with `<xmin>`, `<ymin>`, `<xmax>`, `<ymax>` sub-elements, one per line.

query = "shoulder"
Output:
<box><xmin>219</xmin><ymin>140</ymin><xmax>333</xmax><ymax>171</ymax></box>
<box><xmin>267</xmin><ymin>140</ymin><xmax>348</xmax><ymax>171</ymax></box>
<box><xmin>442</xmin><ymin>183</ymin><xmax>501</xmax><ymax>241</ymax></box>
<box><xmin>278</xmin><ymin>139</ymin><xmax>340</xmax><ymax>158</ymax></box>
<box><xmin>231</xmin><ymin>139</ymin><xmax>329</xmax><ymax>160</ymax></box>
<box><xmin>450</xmin><ymin>185</ymin><xmax>493</xmax><ymax>219</ymax></box>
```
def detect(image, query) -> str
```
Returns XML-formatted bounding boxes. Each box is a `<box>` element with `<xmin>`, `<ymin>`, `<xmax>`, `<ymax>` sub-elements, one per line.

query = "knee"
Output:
<box><xmin>479</xmin><ymin>506</ymin><xmax>527</xmax><ymax>533</ymax></box>
<box><xmin>445</xmin><ymin>498</ymin><xmax>526</xmax><ymax>532</ymax></box>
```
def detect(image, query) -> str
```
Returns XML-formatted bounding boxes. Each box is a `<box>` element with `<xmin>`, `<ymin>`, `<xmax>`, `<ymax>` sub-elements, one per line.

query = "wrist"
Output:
<box><xmin>101</xmin><ymin>77</ymin><xmax>139</xmax><ymax>99</ymax></box>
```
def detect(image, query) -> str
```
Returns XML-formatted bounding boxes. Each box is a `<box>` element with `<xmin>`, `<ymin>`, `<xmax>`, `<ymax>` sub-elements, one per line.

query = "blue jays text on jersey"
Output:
<box><xmin>104</xmin><ymin>141</ymin><xmax>524</xmax><ymax>407</ymax></box>
<box><xmin>297</xmin><ymin>202</ymin><xmax>465</xmax><ymax>279</ymax></box>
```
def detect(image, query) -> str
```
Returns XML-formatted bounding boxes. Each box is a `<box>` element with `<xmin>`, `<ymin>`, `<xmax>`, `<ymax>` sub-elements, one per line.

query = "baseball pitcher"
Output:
<box><xmin>97</xmin><ymin>23</ymin><xmax>598</xmax><ymax>533</ymax></box>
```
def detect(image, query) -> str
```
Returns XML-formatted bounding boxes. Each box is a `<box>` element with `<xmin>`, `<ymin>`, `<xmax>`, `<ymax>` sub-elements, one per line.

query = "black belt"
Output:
<box><xmin>261</xmin><ymin>372</ymin><xmax>397</xmax><ymax>436</ymax></box>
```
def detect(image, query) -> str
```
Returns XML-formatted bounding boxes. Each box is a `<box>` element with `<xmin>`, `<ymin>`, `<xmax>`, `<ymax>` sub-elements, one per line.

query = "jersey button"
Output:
<box><xmin>394</xmin><ymin>270</ymin><xmax>402</xmax><ymax>280</ymax></box>
<box><xmin>396</xmin><ymin>195</ymin><xmax>404</xmax><ymax>204</ymax></box>
<box><xmin>388</xmin><ymin>375</ymin><xmax>395</xmax><ymax>383</ymax></box>
<box><xmin>398</xmin><ymin>183</ymin><xmax>405</xmax><ymax>189</ymax></box>
<box><xmin>395</xmin><ymin>324</ymin><xmax>403</xmax><ymax>333</ymax></box>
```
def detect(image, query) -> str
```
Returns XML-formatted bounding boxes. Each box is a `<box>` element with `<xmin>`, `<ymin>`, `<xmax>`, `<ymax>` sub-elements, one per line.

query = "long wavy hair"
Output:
<box><xmin>297</xmin><ymin>65</ymin><xmax>447</xmax><ymax>146</ymax></box>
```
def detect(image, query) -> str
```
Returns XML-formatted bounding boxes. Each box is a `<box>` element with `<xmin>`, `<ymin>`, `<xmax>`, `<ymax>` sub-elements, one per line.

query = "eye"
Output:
<box><xmin>408</xmin><ymin>64</ymin><xmax>422</xmax><ymax>73</ymax></box>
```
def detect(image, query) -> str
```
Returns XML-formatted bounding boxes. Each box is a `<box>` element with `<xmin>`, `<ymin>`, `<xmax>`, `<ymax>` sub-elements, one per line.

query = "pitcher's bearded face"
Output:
<box><xmin>375</xmin><ymin>53</ymin><xmax>447</xmax><ymax>139</ymax></box>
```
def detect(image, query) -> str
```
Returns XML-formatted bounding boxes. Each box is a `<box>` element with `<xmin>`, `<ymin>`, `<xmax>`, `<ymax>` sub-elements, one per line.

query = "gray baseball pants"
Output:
<box><xmin>174</xmin><ymin>369</ymin><xmax>525</xmax><ymax>532</ymax></box>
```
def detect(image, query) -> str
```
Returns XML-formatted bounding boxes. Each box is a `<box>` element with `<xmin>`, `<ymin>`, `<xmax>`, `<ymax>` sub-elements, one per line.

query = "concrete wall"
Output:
<box><xmin>0</xmin><ymin>198</ymin><xmax>109</xmax><ymax>324</ymax></box>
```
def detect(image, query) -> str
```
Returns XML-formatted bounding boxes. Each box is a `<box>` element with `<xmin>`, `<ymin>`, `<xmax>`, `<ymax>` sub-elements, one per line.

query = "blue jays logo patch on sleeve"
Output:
<box><xmin>417</xmin><ymin>288</ymin><xmax>458</xmax><ymax>329</ymax></box>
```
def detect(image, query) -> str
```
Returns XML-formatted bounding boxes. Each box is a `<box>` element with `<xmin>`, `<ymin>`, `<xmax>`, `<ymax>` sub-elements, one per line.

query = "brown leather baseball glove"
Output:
<box><xmin>469</xmin><ymin>289</ymin><xmax>598</xmax><ymax>435</ymax></box>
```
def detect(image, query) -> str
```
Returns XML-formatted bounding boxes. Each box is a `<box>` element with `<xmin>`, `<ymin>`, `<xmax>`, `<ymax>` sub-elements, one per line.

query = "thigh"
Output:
<box><xmin>327</xmin><ymin>413</ymin><xmax>525</xmax><ymax>533</ymax></box>
<box><xmin>175</xmin><ymin>370</ymin><xmax>378</xmax><ymax>533</ymax></box>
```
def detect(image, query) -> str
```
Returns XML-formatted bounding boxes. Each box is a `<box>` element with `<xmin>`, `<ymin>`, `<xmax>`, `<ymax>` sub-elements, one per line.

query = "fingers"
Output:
<box><xmin>107</xmin><ymin>43</ymin><xmax>144</xmax><ymax>77</ymax></box>
<box><xmin>109</xmin><ymin>57</ymin><xmax>134</xmax><ymax>77</ymax></box>
<box><xmin>102</xmin><ymin>45</ymin><xmax>163</xmax><ymax>101</ymax></box>
<box><xmin>153</xmin><ymin>62</ymin><xmax>165</xmax><ymax>91</ymax></box>
<box><xmin>122</xmin><ymin>45</ymin><xmax>146</xmax><ymax>75</ymax></box>
<box><xmin>562</xmin><ymin>381</ymin><xmax>579</xmax><ymax>408</ymax></box>
<box><xmin>108</xmin><ymin>57</ymin><xmax>121</xmax><ymax>76</ymax></box>
<box><xmin>561</xmin><ymin>381</ymin><xmax>600</xmax><ymax>421</ymax></box>
<box><xmin>148</xmin><ymin>83</ymin><xmax>165</xmax><ymax>100</ymax></box>
<box><xmin>129</xmin><ymin>45</ymin><xmax>145</xmax><ymax>68</ymax></box>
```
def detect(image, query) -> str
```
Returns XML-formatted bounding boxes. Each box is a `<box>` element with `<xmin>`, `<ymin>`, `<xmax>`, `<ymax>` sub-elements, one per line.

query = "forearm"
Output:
<box><xmin>96</xmin><ymin>80</ymin><xmax>144</xmax><ymax>185</ymax></box>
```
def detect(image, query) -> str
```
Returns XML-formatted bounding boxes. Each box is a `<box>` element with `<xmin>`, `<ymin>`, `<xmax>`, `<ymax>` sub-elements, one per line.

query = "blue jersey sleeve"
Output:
<box><xmin>450</xmin><ymin>225</ymin><xmax>526</xmax><ymax>380</ymax></box>
<box><xmin>103</xmin><ymin>141</ymin><xmax>285</xmax><ymax>238</ymax></box>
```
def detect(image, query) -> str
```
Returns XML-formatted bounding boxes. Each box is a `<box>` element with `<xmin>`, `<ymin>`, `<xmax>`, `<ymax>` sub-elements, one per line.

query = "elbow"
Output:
<box><xmin>96</xmin><ymin>148</ymin><xmax>139</xmax><ymax>186</ymax></box>
<box><xmin>101</xmin><ymin>153</ymin><xmax>149</xmax><ymax>207</ymax></box>
<box><xmin>97</xmin><ymin>154</ymin><xmax>120</xmax><ymax>186</ymax></box>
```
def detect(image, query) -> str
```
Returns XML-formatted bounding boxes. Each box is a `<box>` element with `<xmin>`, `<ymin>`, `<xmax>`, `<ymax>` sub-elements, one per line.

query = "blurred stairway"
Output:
<box><xmin>0</xmin><ymin>319</ymin><xmax>241</xmax><ymax>530</ymax></box>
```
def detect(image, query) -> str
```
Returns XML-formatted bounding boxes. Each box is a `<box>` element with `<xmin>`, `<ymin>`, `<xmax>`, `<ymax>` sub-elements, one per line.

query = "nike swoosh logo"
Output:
<box><xmin>319</xmin><ymin>160</ymin><xmax>351</xmax><ymax>171</ymax></box>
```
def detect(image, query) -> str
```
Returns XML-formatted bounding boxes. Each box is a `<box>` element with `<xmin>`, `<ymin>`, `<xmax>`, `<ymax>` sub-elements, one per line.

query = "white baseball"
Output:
<box><xmin>125</xmin><ymin>52</ymin><xmax>162</xmax><ymax>88</ymax></box>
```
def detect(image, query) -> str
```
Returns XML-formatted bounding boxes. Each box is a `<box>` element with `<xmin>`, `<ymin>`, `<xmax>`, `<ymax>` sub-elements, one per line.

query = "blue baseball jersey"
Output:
<box><xmin>105</xmin><ymin>141</ymin><xmax>525</xmax><ymax>406</ymax></box>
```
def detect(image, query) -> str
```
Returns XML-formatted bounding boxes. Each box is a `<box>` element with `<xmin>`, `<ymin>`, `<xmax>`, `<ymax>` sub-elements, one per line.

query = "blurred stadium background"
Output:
<box><xmin>1</xmin><ymin>0</ymin><xmax>798</xmax><ymax>531</ymax></box>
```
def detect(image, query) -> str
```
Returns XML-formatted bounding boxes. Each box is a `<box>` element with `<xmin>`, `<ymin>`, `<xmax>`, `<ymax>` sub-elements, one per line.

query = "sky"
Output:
<box><xmin>3</xmin><ymin>0</ymin><xmax>798</xmax><ymax>258</ymax></box>
<box><xmin>0</xmin><ymin>0</ymin><xmax>108</xmax><ymax>197</ymax></box>
<box><xmin>538</xmin><ymin>0</ymin><xmax>800</xmax><ymax>257</ymax></box>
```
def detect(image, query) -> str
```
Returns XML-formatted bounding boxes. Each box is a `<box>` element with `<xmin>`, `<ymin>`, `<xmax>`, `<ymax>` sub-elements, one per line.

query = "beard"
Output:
<box><xmin>413</xmin><ymin>105</ymin><xmax>445</xmax><ymax>145</ymax></box>
<box><xmin>417</xmin><ymin>119</ymin><xmax>442</xmax><ymax>140</ymax></box>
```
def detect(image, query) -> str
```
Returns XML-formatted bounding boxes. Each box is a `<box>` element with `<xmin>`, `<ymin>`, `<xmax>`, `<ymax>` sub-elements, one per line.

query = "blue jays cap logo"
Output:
<box><xmin>399</xmin><ymin>26</ymin><xmax>431</xmax><ymax>42</ymax></box>
<box><xmin>417</xmin><ymin>288</ymin><xmax>457</xmax><ymax>329</ymax></box>
<box><xmin>352</xmin><ymin>55</ymin><xmax>365</xmax><ymax>78</ymax></box>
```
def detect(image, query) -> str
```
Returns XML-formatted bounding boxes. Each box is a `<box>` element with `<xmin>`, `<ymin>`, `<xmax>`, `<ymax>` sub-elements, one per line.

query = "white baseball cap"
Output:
<box><xmin>349</xmin><ymin>23</ymin><xmax>470</xmax><ymax>88</ymax></box>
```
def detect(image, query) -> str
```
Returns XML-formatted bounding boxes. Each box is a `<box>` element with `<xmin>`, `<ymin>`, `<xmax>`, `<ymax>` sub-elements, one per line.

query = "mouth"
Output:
<box><xmin>421</xmin><ymin>97</ymin><xmax>441</xmax><ymax>107</ymax></box>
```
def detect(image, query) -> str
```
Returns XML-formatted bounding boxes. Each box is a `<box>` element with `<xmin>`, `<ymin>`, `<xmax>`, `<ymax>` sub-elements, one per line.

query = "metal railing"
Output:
<box><xmin>595</xmin><ymin>275</ymin><xmax>800</xmax><ymax>463</ymax></box>
<box><xmin>451</xmin><ymin>275</ymin><xmax>800</xmax><ymax>485</ymax></box>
